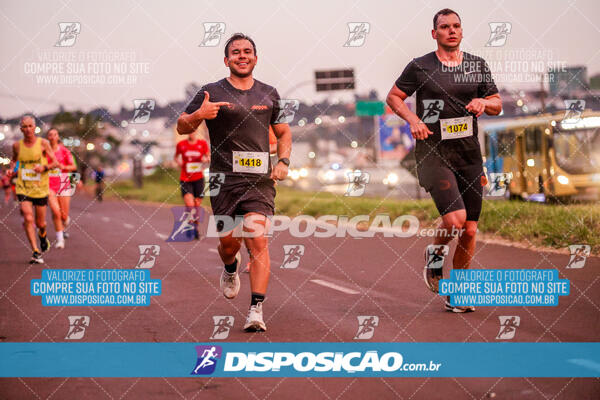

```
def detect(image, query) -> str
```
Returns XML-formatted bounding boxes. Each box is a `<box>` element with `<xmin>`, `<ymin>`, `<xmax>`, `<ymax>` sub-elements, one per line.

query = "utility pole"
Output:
<box><xmin>540</xmin><ymin>73</ymin><xmax>547</xmax><ymax>113</ymax></box>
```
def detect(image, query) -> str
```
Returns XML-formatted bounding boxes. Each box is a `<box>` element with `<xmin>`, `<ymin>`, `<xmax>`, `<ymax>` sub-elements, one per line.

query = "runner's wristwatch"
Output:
<box><xmin>277</xmin><ymin>158</ymin><xmax>290</xmax><ymax>166</ymax></box>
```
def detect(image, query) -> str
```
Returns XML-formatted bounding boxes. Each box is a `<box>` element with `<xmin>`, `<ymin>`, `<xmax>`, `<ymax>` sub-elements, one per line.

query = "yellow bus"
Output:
<box><xmin>480</xmin><ymin>111</ymin><xmax>600</xmax><ymax>202</ymax></box>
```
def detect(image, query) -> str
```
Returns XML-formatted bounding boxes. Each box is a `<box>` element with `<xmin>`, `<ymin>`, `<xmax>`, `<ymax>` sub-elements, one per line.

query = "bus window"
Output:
<box><xmin>525</xmin><ymin>127</ymin><xmax>542</xmax><ymax>154</ymax></box>
<box><xmin>554</xmin><ymin>128</ymin><xmax>600</xmax><ymax>174</ymax></box>
<box><xmin>497</xmin><ymin>130</ymin><xmax>516</xmax><ymax>156</ymax></box>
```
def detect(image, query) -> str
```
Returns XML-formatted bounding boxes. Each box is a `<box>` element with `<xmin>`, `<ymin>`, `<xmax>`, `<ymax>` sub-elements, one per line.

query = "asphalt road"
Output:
<box><xmin>0</xmin><ymin>193</ymin><xmax>598</xmax><ymax>399</ymax></box>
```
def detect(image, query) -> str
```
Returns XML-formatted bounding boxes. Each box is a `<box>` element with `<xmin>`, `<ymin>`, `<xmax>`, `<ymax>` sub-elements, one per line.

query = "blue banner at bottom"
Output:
<box><xmin>1</xmin><ymin>343</ymin><xmax>599</xmax><ymax>377</ymax></box>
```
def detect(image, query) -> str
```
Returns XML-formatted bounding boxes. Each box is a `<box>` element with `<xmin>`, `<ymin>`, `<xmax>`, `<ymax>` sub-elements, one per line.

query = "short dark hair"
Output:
<box><xmin>224</xmin><ymin>33</ymin><xmax>257</xmax><ymax>57</ymax></box>
<box><xmin>21</xmin><ymin>114</ymin><xmax>35</xmax><ymax>123</ymax></box>
<box><xmin>433</xmin><ymin>8</ymin><xmax>461</xmax><ymax>29</ymax></box>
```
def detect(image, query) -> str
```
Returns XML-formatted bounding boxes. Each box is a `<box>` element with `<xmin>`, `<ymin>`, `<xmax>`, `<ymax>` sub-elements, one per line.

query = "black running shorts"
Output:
<box><xmin>416</xmin><ymin>155</ymin><xmax>485</xmax><ymax>221</ymax></box>
<box><xmin>180</xmin><ymin>178</ymin><xmax>205</xmax><ymax>198</ymax></box>
<box><xmin>17</xmin><ymin>194</ymin><xmax>48</xmax><ymax>206</ymax></box>
<box><xmin>210</xmin><ymin>180</ymin><xmax>276</xmax><ymax>232</ymax></box>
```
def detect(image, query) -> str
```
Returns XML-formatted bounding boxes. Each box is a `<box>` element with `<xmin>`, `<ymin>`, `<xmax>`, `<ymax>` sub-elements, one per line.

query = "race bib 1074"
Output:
<box><xmin>440</xmin><ymin>116</ymin><xmax>473</xmax><ymax>140</ymax></box>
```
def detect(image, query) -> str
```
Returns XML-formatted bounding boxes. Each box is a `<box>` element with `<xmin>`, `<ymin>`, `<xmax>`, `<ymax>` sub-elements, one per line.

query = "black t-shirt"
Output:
<box><xmin>184</xmin><ymin>78</ymin><xmax>282</xmax><ymax>186</ymax></box>
<box><xmin>395</xmin><ymin>51</ymin><xmax>498</xmax><ymax>164</ymax></box>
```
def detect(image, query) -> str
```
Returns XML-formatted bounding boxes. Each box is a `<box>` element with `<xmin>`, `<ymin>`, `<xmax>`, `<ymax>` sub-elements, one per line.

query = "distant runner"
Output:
<box><xmin>9</xmin><ymin>116</ymin><xmax>59</xmax><ymax>263</ymax></box>
<box><xmin>46</xmin><ymin>128</ymin><xmax>77</xmax><ymax>248</ymax></box>
<box><xmin>175</xmin><ymin>130</ymin><xmax>209</xmax><ymax>240</ymax></box>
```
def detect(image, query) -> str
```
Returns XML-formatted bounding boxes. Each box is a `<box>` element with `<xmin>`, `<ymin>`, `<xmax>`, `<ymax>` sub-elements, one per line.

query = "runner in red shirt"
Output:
<box><xmin>175</xmin><ymin>130</ymin><xmax>209</xmax><ymax>239</ymax></box>
<box><xmin>46</xmin><ymin>128</ymin><xmax>77</xmax><ymax>249</ymax></box>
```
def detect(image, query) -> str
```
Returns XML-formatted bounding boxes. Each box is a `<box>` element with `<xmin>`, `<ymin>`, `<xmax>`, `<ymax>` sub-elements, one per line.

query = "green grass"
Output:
<box><xmin>107</xmin><ymin>169</ymin><xmax>600</xmax><ymax>253</ymax></box>
<box><xmin>105</xmin><ymin>168</ymin><xmax>184</xmax><ymax>204</ymax></box>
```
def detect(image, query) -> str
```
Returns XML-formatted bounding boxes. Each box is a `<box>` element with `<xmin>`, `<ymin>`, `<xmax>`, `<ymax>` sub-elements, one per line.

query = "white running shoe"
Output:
<box><xmin>243</xmin><ymin>302</ymin><xmax>267</xmax><ymax>332</ymax></box>
<box><xmin>220</xmin><ymin>252</ymin><xmax>241</xmax><ymax>299</ymax></box>
<box><xmin>444</xmin><ymin>297</ymin><xmax>476</xmax><ymax>313</ymax></box>
<box><xmin>55</xmin><ymin>239</ymin><xmax>65</xmax><ymax>249</ymax></box>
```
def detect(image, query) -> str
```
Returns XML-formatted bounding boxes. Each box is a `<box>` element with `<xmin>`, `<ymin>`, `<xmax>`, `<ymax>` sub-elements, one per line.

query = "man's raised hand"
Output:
<box><xmin>195</xmin><ymin>91</ymin><xmax>230</xmax><ymax>120</ymax></box>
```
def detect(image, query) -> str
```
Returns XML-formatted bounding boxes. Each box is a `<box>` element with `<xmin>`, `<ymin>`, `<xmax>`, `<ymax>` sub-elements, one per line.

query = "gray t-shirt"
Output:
<box><xmin>395</xmin><ymin>51</ymin><xmax>498</xmax><ymax>163</ymax></box>
<box><xmin>185</xmin><ymin>78</ymin><xmax>282</xmax><ymax>185</ymax></box>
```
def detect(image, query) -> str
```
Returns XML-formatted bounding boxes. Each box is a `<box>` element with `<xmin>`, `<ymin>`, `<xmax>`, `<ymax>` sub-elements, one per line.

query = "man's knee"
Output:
<box><xmin>245</xmin><ymin>236</ymin><xmax>268</xmax><ymax>252</ymax></box>
<box><xmin>23</xmin><ymin>213</ymin><xmax>34</xmax><ymax>224</ymax></box>
<box><xmin>219</xmin><ymin>237</ymin><xmax>241</xmax><ymax>257</ymax></box>
<box><xmin>460</xmin><ymin>222</ymin><xmax>478</xmax><ymax>239</ymax></box>
<box><xmin>443</xmin><ymin>212</ymin><xmax>466</xmax><ymax>233</ymax></box>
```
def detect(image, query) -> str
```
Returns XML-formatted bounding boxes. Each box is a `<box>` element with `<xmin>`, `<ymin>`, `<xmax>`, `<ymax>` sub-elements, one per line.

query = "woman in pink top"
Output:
<box><xmin>46</xmin><ymin>128</ymin><xmax>77</xmax><ymax>248</ymax></box>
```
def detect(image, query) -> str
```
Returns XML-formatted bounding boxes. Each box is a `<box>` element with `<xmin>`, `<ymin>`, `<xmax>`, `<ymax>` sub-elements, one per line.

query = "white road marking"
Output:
<box><xmin>123</xmin><ymin>223</ymin><xmax>134</xmax><ymax>229</ymax></box>
<box><xmin>309</xmin><ymin>279</ymin><xmax>360</xmax><ymax>295</ymax></box>
<box><xmin>209</xmin><ymin>248</ymin><xmax>218</xmax><ymax>253</ymax></box>
<box><xmin>101</xmin><ymin>216</ymin><xmax>110</xmax><ymax>222</ymax></box>
<box><xmin>155</xmin><ymin>233</ymin><xmax>168</xmax><ymax>240</ymax></box>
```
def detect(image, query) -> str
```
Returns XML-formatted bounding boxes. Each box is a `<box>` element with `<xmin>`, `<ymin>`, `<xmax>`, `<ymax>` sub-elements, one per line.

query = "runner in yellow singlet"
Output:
<box><xmin>9</xmin><ymin>115</ymin><xmax>59</xmax><ymax>264</ymax></box>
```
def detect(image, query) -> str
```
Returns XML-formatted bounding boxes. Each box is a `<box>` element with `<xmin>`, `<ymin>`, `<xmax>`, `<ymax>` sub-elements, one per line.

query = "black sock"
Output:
<box><xmin>224</xmin><ymin>258</ymin><xmax>238</xmax><ymax>273</ymax></box>
<box><xmin>38</xmin><ymin>227</ymin><xmax>46</xmax><ymax>237</ymax></box>
<box><xmin>251</xmin><ymin>292</ymin><xmax>265</xmax><ymax>306</ymax></box>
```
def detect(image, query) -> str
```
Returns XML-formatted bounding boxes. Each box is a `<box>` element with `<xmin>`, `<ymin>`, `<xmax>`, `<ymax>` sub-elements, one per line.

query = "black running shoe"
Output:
<box><xmin>29</xmin><ymin>251</ymin><xmax>43</xmax><ymax>264</ymax></box>
<box><xmin>39</xmin><ymin>234</ymin><xmax>50</xmax><ymax>253</ymax></box>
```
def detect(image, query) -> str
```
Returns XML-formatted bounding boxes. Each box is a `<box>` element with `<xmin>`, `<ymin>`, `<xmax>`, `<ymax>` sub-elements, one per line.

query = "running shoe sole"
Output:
<box><xmin>444</xmin><ymin>301</ymin><xmax>476</xmax><ymax>313</ymax></box>
<box><xmin>243</xmin><ymin>322</ymin><xmax>266</xmax><ymax>332</ymax></box>
<box><xmin>29</xmin><ymin>255</ymin><xmax>44</xmax><ymax>264</ymax></box>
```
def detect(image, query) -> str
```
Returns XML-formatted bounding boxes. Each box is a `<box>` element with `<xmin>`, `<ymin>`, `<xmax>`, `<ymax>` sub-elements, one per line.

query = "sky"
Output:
<box><xmin>1</xmin><ymin>0</ymin><xmax>599</xmax><ymax>118</ymax></box>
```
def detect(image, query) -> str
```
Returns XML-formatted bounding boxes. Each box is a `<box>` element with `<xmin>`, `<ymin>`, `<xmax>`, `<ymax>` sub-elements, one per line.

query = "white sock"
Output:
<box><xmin>57</xmin><ymin>231</ymin><xmax>64</xmax><ymax>241</ymax></box>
